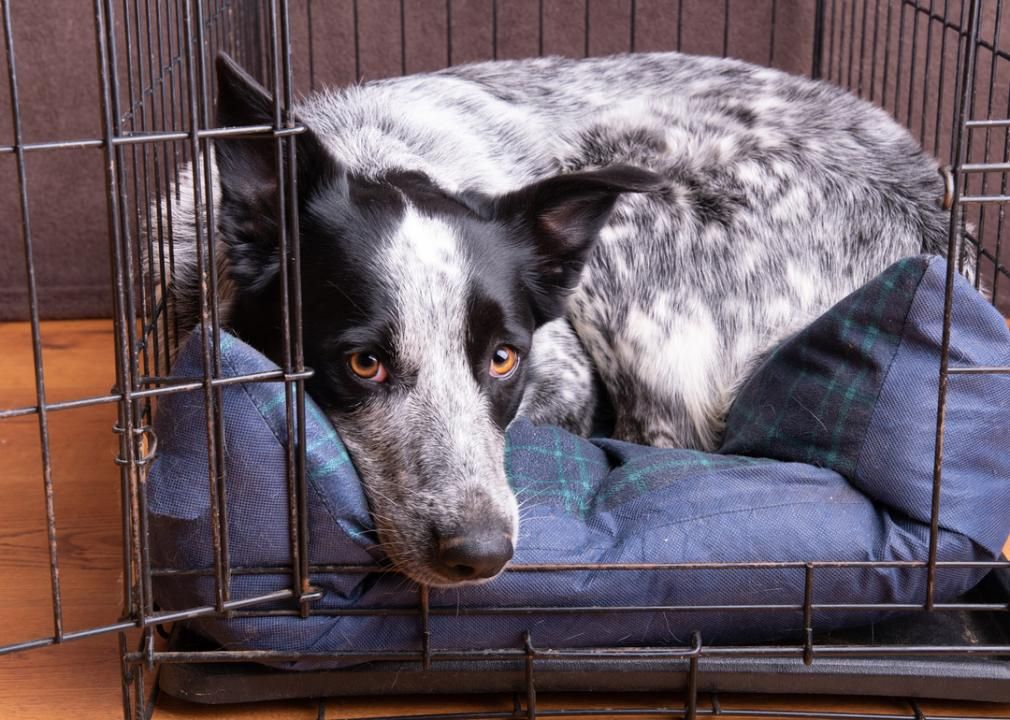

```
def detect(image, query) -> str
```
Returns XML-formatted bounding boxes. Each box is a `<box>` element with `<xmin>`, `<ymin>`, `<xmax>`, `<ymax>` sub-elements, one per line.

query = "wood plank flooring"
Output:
<box><xmin>1</xmin><ymin>319</ymin><xmax>1009</xmax><ymax>720</ymax></box>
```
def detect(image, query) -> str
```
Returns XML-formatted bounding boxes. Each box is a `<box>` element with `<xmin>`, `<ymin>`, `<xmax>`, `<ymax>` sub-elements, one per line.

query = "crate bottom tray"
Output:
<box><xmin>158</xmin><ymin>572</ymin><xmax>1010</xmax><ymax>705</ymax></box>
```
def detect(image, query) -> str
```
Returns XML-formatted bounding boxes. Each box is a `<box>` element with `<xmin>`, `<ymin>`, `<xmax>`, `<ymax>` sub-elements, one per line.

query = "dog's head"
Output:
<box><xmin>212</xmin><ymin>55</ymin><xmax>661</xmax><ymax>586</ymax></box>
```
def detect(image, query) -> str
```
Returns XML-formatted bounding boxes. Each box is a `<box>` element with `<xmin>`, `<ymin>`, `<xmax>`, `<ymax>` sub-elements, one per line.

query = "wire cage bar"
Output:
<box><xmin>2</xmin><ymin>1</ymin><xmax>1010</xmax><ymax>719</ymax></box>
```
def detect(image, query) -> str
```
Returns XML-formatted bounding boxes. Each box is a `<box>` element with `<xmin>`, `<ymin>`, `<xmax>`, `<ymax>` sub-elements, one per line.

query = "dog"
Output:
<box><xmin>160</xmin><ymin>51</ymin><xmax>956</xmax><ymax>587</ymax></box>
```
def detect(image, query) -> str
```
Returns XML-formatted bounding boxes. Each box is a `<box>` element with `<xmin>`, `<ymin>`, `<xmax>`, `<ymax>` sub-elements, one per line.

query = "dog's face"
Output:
<box><xmin>212</xmin><ymin>55</ymin><xmax>660</xmax><ymax>586</ymax></box>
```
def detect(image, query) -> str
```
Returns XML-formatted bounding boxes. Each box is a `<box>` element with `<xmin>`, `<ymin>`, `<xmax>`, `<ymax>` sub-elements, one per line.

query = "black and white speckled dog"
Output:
<box><xmin>163</xmin><ymin>52</ymin><xmax>956</xmax><ymax>587</ymax></box>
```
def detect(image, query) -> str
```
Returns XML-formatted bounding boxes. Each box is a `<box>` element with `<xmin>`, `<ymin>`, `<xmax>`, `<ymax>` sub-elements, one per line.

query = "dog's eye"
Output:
<box><xmin>347</xmin><ymin>352</ymin><xmax>388</xmax><ymax>382</ymax></box>
<box><xmin>489</xmin><ymin>345</ymin><xmax>520</xmax><ymax>379</ymax></box>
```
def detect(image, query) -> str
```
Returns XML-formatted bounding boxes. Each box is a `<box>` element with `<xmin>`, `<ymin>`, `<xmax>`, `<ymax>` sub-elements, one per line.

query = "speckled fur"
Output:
<box><xmin>296</xmin><ymin>53</ymin><xmax>954</xmax><ymax>448</ymax></box>
<box><xmin>160</xmin><ymin>52</ymin><xmax>959</xmax><ymax>585</ymax></box>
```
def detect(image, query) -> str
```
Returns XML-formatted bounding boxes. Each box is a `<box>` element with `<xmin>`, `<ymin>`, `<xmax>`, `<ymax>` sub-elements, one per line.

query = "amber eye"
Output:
<box><xmin>489</xmin><ymin>345</ymin><xmax>520</xmax><ymax>379</ymax></box>
<box><xmin>347</xmin><ymin>352</ymin><xmax>388</xmax><ymax>382</ymax></box>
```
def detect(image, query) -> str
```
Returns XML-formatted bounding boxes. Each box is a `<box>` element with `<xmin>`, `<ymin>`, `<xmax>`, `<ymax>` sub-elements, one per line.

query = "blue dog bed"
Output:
<box><xmin>148</xmin><ymin>256</ymin><xmax>1010</xmax><ymax>669</ymax></box>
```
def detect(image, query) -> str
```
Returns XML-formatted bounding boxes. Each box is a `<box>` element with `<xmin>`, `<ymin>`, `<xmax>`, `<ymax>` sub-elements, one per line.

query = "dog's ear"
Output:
<box><xmin>493</xmin><ymin>165</ymin><xmax>664</xmax><ymax>322</ymax></box>
<box><xmin>214</xmin><ymin>53</ymin><xmax>341</xmax><ymax>293</ymax></box>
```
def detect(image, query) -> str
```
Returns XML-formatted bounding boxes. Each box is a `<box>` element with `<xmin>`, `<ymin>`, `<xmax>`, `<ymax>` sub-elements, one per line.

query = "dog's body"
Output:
<box><xmin>163</xmin><ymin>52</ymin><xmax>953</xmax><ymax>585</ymax></box>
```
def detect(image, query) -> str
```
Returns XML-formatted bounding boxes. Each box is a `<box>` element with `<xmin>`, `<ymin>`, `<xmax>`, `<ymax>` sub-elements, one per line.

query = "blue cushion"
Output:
<box><xmin>148</xmin><ymin>256</ymin><xmax>1010</xmax><ymax>669</ymax></box>
<box><xmin>721</xmin><ymin>256</ymin><xmax>1010</xmax><ymax>554</ymax></box>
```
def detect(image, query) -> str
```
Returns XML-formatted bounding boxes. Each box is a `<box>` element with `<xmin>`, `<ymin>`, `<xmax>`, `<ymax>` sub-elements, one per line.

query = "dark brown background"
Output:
<box><xmin>3</xmin><ymin>1</ymin><xmax>1005</xmax><ymax>321</ymax></box>
<box><xmin>0</xmin><ymin>0</ymin><xmax>819</xmax><ymax>321</ymax></box>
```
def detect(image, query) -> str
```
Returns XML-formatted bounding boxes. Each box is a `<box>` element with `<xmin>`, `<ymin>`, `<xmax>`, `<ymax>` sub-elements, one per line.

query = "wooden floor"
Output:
<box><xmin>2</xmin><ymin>319</ymin><xmax>1010</xmax><ymax>720</ymax></box>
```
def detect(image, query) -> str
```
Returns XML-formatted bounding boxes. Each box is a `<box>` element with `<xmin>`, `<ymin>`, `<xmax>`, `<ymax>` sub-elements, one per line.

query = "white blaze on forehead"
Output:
<box><xmin>383</xmin><ymin>206</ymin><xmax>469</xmax><ymax>369</ymax></box>
<box><xmin>374</xmin><ymin>204</ymin><xmax>518</xmax><ymax>542</ymax></box>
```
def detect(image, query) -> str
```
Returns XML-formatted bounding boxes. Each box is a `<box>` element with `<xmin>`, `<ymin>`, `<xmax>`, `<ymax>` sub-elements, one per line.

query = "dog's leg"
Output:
<box><xmin>517</xmin><ymin>318</ymin><xmax>597</xmax><ymax>436</ymax></box>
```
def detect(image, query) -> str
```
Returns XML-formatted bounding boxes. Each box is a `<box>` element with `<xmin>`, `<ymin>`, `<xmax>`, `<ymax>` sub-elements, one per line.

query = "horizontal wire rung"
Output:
<box><xmin>959</xmin><ymin>162</ymin><xmax>1010</xmax><ymax>173</ymax></box>
<box><xmin>151</xmin><ymin>587</ymin><xmax>323</xmax><ymax>625</ymax></box>
<box><xmin>149</xmin><ymin>558</ymin><xmax>1010</xmax><ymax>576</ymax></box>
<box><xmin>220</xmin><ymin>601</ymin><xmax>1010</xmax><ymax>619</ymax></box>
<box><xmin>0</xmin><ymin>587</ymin><xmax>317</xmax><ymax>657</ymax></box>
<box><xmin>947</xmin><ymin>366</ymin><xmax>1010</xmax><ymax>375</ymax></box>
<box><xmin>958</xmin><ymin>194</ymin><xmax>1010</xmax><ymax>204</ymax></box>
<box><xmin>965</xmin><ymin>119</ymin><xmax>1010</xmax><ymax>128</ymax></box>
<box><xmin>126</xmin><ymin>642</ymin><xmax>1010</xmax><ymax>667</ymax></box>
<box><xmin>287</xmin><ymin>705</ymin><xmax>1010</xmax><ymax>720</ymax></box>
<box><xmin>352</xmin><ymin>705</ymin><xmax>1010</xmax><ymax>720</ymax></box>
<box><xmin>138</xmin><ymin>368</ymin><xmax>313</xmax><ymax>388</ymax></box>
<box><xmin>0</xmin><ymin>620</ymin><xmax>137</xmax><ymax>656</ymax></box>
<box><xmin>0</xmin><ymin>368</ymin><xmax>314</xmax><ymax>420</ymax></box>
<box><xmin>0</xmin><ymin>124</ymin><xmax>306</xmax><ymax>155</ymax></box>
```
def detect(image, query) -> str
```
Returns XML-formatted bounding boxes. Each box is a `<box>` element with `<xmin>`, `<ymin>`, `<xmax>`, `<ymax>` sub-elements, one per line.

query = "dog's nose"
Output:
<box><xmin>434</xmin><ymin>530</ymin><xmax>513</xmax><ymax>581</ymax></box>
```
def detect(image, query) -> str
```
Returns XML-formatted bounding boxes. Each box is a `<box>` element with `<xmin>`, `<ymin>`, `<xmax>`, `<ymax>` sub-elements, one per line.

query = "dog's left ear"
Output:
<box><xmin>492</xmin><ymin>165</ymin><xmax>664</xmax><ymax>322</ymax></box>
<box><xmin>214</xmin><ymin>53</ymin><xmax>342</xmax><ymax>294</ymax></box>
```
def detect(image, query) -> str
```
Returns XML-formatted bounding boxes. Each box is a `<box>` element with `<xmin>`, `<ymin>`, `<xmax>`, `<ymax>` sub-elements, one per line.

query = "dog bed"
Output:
<box><xmin>148</xmin><ymin>255</ymin><xmax>1010</xmax><ymax>670</ymax></box>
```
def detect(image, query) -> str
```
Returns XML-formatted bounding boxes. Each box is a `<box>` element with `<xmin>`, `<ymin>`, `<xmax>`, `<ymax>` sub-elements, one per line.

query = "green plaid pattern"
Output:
<box><xmin>506</xmin><ymin>422</ymin><xmax>773</xmax><ymax>520</ymax></box>
<box><xmin>719</xmin><ymin>257</ymin><xmax>928</xmax><ymax>475</ymax></box>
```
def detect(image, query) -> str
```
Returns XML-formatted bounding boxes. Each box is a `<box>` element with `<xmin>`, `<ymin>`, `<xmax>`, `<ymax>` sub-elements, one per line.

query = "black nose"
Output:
<box><xmin>434</xmin><ymin>529</ymin><xmax>513</xmax><ymax>581</ymax></box>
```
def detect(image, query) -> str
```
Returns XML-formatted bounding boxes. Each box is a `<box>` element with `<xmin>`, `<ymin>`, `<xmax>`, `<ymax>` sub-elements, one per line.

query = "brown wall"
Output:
<box><xmin>0</xmin><ymin>1</ymin><xmax>108</xmax><ymax>321</ymax></box>
<box><xmin>1</xmin><ymin>1</ymin><xmax>826</xmax><ymax>321</ymax></box>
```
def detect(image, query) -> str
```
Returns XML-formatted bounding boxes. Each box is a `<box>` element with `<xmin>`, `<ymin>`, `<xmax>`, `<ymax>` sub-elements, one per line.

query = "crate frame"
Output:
<box><xmin>3</xmin><ymin>1</ymin><xmax>1010</xmax><ymax>718</ymax></box>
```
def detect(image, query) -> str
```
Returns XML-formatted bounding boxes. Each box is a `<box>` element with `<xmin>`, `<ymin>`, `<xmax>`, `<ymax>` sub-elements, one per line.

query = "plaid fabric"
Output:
<box><xmin>720</xmin><ymin>257</ymin><xmax>927</xmax><ymax>475</ymax></box>
<box><xmin>722</xmin><ymin>255</ymin><xmax>1010</xmax><ymax>554</ymax></box>
<box><xmin>506</xmin><ymin>425</ymin><xmax>770</xmax><ymax>520</ymax></box>
<box><xmin>146</xmin><ymin>255</ymin><xmax>1010</xmax><ymax>670</ymax></box>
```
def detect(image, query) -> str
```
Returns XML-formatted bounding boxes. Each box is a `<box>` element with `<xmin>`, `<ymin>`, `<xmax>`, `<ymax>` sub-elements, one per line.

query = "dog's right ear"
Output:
<box><xmin>491</xmin><ymin>165</ymin><xmax>664</xmax><ymax>323</ymax></box>
<box><xmin>214</xmin><ymin>53</ymin><xmax>341</xmax><ymax>293</ymax></box>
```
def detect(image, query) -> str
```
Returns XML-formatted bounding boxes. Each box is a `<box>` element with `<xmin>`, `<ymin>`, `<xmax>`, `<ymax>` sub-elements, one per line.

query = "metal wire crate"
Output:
<box><xmin>2</xmin><ymin>1</ymin><xmax>1010</xmax><ymax>719</ymax></box>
